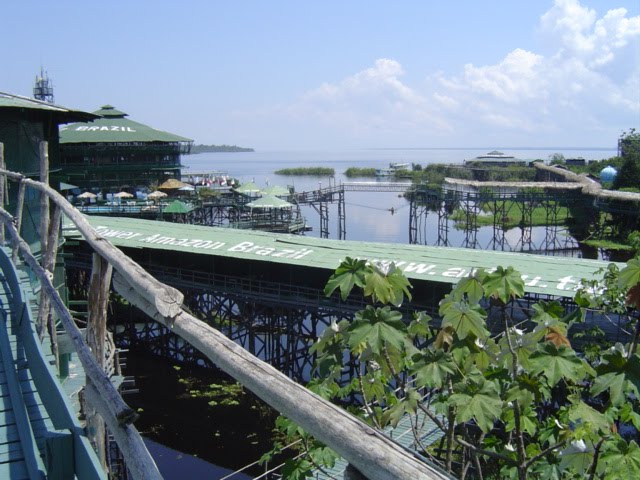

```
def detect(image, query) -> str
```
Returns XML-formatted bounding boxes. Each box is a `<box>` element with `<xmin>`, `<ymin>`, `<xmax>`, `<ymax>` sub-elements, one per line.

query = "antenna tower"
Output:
<box><xmin>33</xmin><ymin>68</ymin><xmax>55</xmax><ymax>103</ymax></box>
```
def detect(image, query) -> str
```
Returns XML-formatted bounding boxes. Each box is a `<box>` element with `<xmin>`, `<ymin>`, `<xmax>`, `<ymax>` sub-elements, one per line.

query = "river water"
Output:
<box><xmin>182</xmin><ymin>147</ymin><xmax>616</xmax><ymax>246</ymax></box>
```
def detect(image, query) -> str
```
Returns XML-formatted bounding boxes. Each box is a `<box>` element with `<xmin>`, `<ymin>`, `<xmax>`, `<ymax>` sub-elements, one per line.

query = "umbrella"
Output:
<box><xmin>114</xmin><ymin>191</ymin><xmax>134</xmax><ymax>198</ymax></box>
<box><xmin>234</xmin><ymin>181</ymin><xmax>261</xmax><ymax>194</ymax></box>
<box><xmin>147</xmin><ymin>190</ymin><xmax>168</xmax><ymax>199</ymax></box>
<box><xmin>246</xmin><ymin>194</ymin><xmax>293</xmax><ymax>209</ymax></box>
<box><xmin>77</xmin><ymin>191</ymin><xmax>97</xmax><ymax>199</ymax></box>
<box><xmin>159</xmin><ymin>178</ymin><xmax>190</xmax><ymax>190</ymax></box>
<box><xmin>163</xmin><ymin>200</ymin><xmax>193</xmax><ymax>214</ymax></box>
<box><xmin>178</xmin><ymin>185</ymin><xmax>196</xmax><ymax>191</ymax></box>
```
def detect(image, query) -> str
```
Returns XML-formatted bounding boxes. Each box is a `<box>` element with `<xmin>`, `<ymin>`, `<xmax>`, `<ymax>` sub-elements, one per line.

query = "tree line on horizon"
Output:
<box><xmin>188</xmin><ymin>144</ymin><xmax>254</xmax><ymax>154</ymax></box>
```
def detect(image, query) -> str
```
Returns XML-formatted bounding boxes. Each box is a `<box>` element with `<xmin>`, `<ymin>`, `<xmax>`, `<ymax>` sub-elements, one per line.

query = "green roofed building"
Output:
<box><xmin>58</xmin><ymin>104</ymin><xmax>193</xmax><ymax>193</ymax></box>
<box><xmin>0</xmin><ymin>91</ymin><xmax>97</xmax><ymax>249</ymax></box>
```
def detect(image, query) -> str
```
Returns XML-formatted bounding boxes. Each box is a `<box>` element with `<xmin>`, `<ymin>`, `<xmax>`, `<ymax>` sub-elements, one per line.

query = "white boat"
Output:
<box><xmin>375</xmin><ymin>162</ymin><xmax>410</xmax><ymax>176</ymax></box>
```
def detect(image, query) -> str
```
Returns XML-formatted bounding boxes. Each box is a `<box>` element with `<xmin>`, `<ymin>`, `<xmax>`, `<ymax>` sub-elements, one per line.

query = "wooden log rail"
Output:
<box><xmin>0</xmin><ymin>163</ymin><xmax>451</xmax><ymax>479</ymax></box>
<box><xmin>0</xmin><ymin>207</ymin><xmax>162</xmax><ymax>480</ymax></box>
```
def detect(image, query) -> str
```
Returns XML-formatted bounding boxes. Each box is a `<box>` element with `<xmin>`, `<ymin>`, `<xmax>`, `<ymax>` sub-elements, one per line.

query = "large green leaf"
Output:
<box><xmin>441</xmin><ymin>301</ymin><xmax>488</xmax><ymax>340</ymax></box>
<box><xmin>482</xmin><ymin>266</ymin><xmax>525</xmax><ymax>304</ymax></box>
<box><xmin>308</xmin><ymin>446</ymin><xmax>338</xmax><ymax>470</ymax></box>
<box><xmin>382</xmin><ymin>388</ymin><xmax>421</xmax><ymax>428</ymax></box>
<box><xmin>620</xmin><ymin>403</ymin><xmax>640</xmax><ymax>431</ymax></box>
<box><xmin>411</xmin><ymin>350</ymin><xmax>457</xmax><ymax>388</ymax></box>
<box><xmin>567</xmin><ymin>401</ymin><xmax>612</xmax><ymax>437</ymax></box>
<box><xmin>559</xmin><ymin>439</ymin><xmax>594</xmax><ymax>476</ymax></box>
<box><xmin>407</xmin><ymin>311</ymin><xmax>432</xmax><ymax>340</ymax></box>
<box><xmin>453</xmin><ymin>270</ymin><xmax>486</xmax><ymax>304</ymax></box>
<box><xmin>323</xmin><ymin>257</ymin><xmax>369</xmax><ymax>300</ymax></box>
<box><xmin>502</xmin><ymin>404</ymin><xmax>538</xmax><ymax>436</ymax></box>
<box><xmin>362</xmin><ymin>262</ymin><xmax>413</xmax><ymax>306</ymax></box>
<box><xmin>449</xmin><ymin>378</ymin><xmax>502</xmax><ymax>432</ymax></box>
<box><xmin>598</xmin><ymin>439</ymin><xmax>640</xmax><ymax>479</ymax></box>
<box><xmin>531</xmin><ymin>300</ymin><xmax>565</xmax><ymax>329</ymax></box>
<box><xmin>281</xmin><ymin>458</ymin><xmax>313</xmax><ymax>480</ymax></box>
<box><xmin>348</xmin><ymin>306</ymin><xmax>406</xmax><ymax>355</ymax></box>
<box><xmin>618</xmin><ymin>257</ymin><xmax>640</xmax><ymax>290</ymax></box>
<box><xmin>591</xmin><ymin>350</ymin><xmax>640</xmax><ymax>407</ymax></box>
<box><xmin>529</xmin><ymin>343</ymin><xmax>589</xmax><ymax>386</ymax></box>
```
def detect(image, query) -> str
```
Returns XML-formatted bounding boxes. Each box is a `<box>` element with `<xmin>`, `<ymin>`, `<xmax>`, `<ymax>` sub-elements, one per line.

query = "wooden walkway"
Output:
<box><xmin>0</xmin><ymin>247</ymin><xmax>104</xmax><ymax>479</ymax></box>
<box><xmin>0</xmin><ymin>250</ymin><xmax>50</xmax><ymax>479</ymax></box>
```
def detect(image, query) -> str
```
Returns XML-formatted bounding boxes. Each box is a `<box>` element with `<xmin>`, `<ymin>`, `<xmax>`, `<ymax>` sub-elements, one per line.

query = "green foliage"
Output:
<box><xmin>348</xmin><ymin>306</ymin><xmax>407</xmax><ymax>355</ymax></box>
<box><xmin>188</xmin><ymin>144</ymin><xmax>254</xmax><ymax>153</ymax></box>
<box><xmin>549</xmin><ymin>153</ymin><xmax>565</xmax><ymax>165</ymax></box>
<box><xmin>613</xmin><ymin>129</ymin><xmax>640</xmax><ymax>190</ymax></box>
<box><xmin>344</xmin><ymin>167</ymin><xmax>377</xmax><ymax>177</ymax></box>
<box><xmin>323</xmin><ymin>257</ymin><xmax>368</xmax><ymax>300</ymax></box>
<box><xmin>274</xmin><ymin>167</ymin><xmax>335</xmax><ymax>176</ymax></box>
<box><xmin>197</xmin><ymin>187</ymin><xmax>221</xmax><ymax>198</ymax></box>
<box><xmin>529</xmin><ymin>343</ymin><xmax>591</xmax><ymax>386</ymax></box>
<box><xmin>440</xmin><ymin>300</ymin><xmax>489</xmax><ymax>340</ymax></box>
<box><xmin>449</xmin><ymin>374</ymin><xmax>502</xmax><ymax>432</ymax></box>
<box><xmin>272</xmin><ymin>256</ymin><xmax>640</xmax><ymax>479</ymax></box>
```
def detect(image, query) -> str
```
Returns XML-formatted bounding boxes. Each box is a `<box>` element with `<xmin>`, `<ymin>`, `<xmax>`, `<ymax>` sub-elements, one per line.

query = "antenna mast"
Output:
<box><xmin>33</xmin><ymin>67</ymin><xmax>55</xmax><ymax>103</ymax></box>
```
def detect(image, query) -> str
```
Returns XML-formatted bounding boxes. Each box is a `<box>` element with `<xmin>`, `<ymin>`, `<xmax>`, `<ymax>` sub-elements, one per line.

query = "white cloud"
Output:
<box><xmin>460</xmin><ymin>49</ymin><xmax>545</xmax><ymax>104</ymax></box>
<box><xmin>242</xmin><ymin>0</ymin><xmax>638</xmax><ymax>148</ymax></box>
<box><xmin>541</xmin><ymin>0</ymin><xmax>640</xmax><ymax>68</ymax></box>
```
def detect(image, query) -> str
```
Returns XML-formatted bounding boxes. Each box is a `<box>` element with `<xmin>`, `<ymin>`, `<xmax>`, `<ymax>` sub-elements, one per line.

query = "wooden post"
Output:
<box><xmin>84</xmin><ymin>383</ymin><xmax>162</xmax><ymax>480</ymax></box>
<box><xmin>45</xmin><ymin>205</ymin><xmax>63</xmax><ymax>372</ymax></box>
<box><xmin>0</xmin><ymin>142</ymin><xmax>4</xmax><ymax>244</ymax></box>
<box><xmin>0</xmin><ymin>171</ymin><xmax>184</xmax><ymax>319</ymax></box>
<box><xmin>86</xmin><ymin>253</ymin><xmax>113</xmax><ymax>471</ymax></box>
<box><xmin>0</xmin><ymin>208</ymin><xmax>138</xmax><ymax>426</ymax></box>
<box><xmin>38</xmin><ymin>141</ymin><xmax>50</xmax><ymax>340</ymax></box>
<box><xmin>12</xmin><ymin>179</ymin><xmax>26</xmax><ymax>263</ymax></box>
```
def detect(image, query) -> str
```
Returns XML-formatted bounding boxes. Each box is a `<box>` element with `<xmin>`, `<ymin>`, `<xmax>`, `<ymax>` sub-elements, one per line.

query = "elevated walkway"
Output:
<box><xmin>64</xmin><ymin>215</ymin><xmax>620</xmax><ymax>299</ymax></box>
<box><xmin>0</xmin><ymin>247</ymin><xmax>104</xmax><ymax>479</ymax></box>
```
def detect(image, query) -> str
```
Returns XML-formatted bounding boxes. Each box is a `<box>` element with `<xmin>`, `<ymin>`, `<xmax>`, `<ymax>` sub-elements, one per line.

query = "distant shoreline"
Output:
<box><xmin>189</xmin><ymin>144</ymin><xmax>254</xmax><ymax>154</ymax></box>
<box><xmin>369</xmin><ymin>146</ymin><xmax>616</xmax><ymax>151</ymax></box>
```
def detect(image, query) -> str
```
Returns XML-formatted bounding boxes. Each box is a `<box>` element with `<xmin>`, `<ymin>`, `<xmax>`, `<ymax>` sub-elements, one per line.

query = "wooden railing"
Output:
<box><xmin>0</xmin><ymin>141</ymin><xmax>450</xmax><ymax>480</ymax></box>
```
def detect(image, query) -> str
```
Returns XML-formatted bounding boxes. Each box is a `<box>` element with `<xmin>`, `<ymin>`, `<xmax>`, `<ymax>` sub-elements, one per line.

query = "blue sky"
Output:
<box><xmin>2</xmin><ymin>0</ymin><xmax>639</xmax><ymax>150</ymax></box>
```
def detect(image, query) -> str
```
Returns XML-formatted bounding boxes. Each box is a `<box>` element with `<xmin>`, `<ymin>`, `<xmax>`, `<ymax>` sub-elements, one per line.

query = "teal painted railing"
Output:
<box><xmin>0</xmin><ymin>248</ymin><xmax>105</xmax><ymax>479</ymax></box>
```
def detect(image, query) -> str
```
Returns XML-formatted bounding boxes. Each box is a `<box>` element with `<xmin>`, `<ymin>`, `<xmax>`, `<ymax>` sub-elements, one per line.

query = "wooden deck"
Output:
<box><xmin>0</xmin><ymin>251</ymin><xmax>50</xmax><ymax>479</ymax></box>
<box><xmin>0</xmin><ymin>248</ymin><xmax>105</xmax><ymax>479</ymax></box>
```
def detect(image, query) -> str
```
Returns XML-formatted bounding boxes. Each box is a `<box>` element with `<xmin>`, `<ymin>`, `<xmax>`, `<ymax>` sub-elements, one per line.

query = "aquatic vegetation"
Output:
<box><xmin>274</xmin><ymin>167</ymin><xmax>335</xmax><ymax>176</ymax></box>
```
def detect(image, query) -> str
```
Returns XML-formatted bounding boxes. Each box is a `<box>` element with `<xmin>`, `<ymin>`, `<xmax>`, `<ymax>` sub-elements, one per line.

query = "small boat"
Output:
<box><xmin>375</xmin><ymin>162</ymin><xmax>410</xmax><ymax>177</ymax></box>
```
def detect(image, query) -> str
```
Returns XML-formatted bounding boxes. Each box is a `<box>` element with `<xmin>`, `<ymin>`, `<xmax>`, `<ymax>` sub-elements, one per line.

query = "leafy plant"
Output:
<box><xmin>268</xmin><ymin>256</ymin><xmax>640</xmax><ymax>479</ymax></box>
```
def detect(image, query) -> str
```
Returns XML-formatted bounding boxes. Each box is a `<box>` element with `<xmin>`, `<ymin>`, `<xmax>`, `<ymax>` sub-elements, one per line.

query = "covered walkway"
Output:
<box><xmin>64</xmin><ymin>216</ymin><xmax>619</xmax><ymax>299</ymax></box>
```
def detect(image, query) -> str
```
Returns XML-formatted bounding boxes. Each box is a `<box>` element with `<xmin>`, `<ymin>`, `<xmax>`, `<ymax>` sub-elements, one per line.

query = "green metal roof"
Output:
<box><xmin>247</xmin><ymin>194</ymin><xmax>293</xmax><ymax>209</ymax></box>
<box><xmin>262</xmin><ymin>185</ymin><xmax>291</xmax><ymax>196</ymax></box>
<box><xmin>63</xmin><ymin>216</ymin><xmax>619</xmax><ymax>299</ymax></box>
<box><xmin>0</xmin><ymin>91</ymin><xmax>97</xmax><ymax>123</ymax></box>
<box><xmin>60</xmin><ymin>105</ymin><xmax>193</xmax><ymax>144</ymax></box>
<box><xmin>234</xmin><ymin>181</ymin><xmax>261</xmax><ymax>193</ymax></box>
<box><xmin>163</xmin><ymin>200</ymin><xmax>193</xmax><ymax>214</ymax></box>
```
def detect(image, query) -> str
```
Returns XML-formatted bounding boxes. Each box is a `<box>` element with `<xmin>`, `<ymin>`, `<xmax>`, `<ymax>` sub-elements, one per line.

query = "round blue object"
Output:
<box><xmin>600</xmin><ymin>165</ymin><xmax>617</xmax><ymax>183</ymax></box>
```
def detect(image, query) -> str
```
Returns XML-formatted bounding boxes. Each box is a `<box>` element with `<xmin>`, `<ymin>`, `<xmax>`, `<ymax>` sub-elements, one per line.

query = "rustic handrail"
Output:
<box><xmin>0</xmin><ymin>167</ymin><xmax>450</xmax><ymax>479</ymax></box>
<box><xmin>0</xmin><ymin>169</ymin><xmax>184</xmax><ymax>320</ymax></box>
<box><xmin>0</xmin><ymin>207</ymin><xmax>162</xmax><ymax>480</ymax></box>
